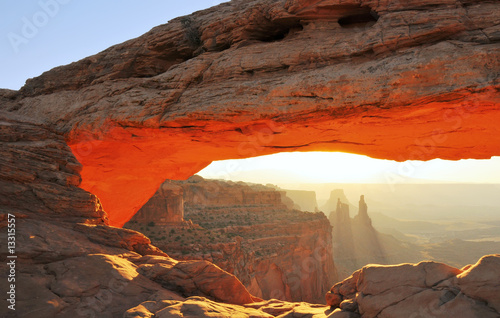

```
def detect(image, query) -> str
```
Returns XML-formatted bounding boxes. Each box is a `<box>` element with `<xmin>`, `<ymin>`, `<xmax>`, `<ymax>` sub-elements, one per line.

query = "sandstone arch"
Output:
<box><xmin>2</xmin><ymin>0</ymin><xmax>499</xmax><ymax>226</ymax></box>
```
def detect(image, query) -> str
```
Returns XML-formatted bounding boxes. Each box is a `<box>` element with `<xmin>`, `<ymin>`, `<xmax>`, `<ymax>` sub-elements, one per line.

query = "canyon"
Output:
<box><xmin>126</xmin><ymin>176</ymin><xmax>337</xmax><ymax>304</ymax></box>
<box><xmin>2</xmin><ymin>0</ymin><xmax>499</xmax><ymax>227</ymax></box>
<box><xmin>325</xmin><ymin>188</ymin><xmax>500</xmax><ymax>279</ymax></box>
<box><xmin>0</xmin><ymin>111</ymin><xmax>338</xmax><ymax>317</ymax></box>
<box><xmin>328</xmin><ymin>191</ymin><xmax>428</xmax><ymax>279</ymax></box>
<box><xmin>1</xmin><ymin>0</ymin><xmax>499</xmax><ymax>317</ymax></box>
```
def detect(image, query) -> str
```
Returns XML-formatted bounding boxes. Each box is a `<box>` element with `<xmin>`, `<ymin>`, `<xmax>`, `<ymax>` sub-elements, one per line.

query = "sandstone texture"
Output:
<box><xmin>3</xmin><ymin>110</ymin><xmax>484</xmax><ymax>318</ymax></box>
<box><xmin>125</xmin><ymin>297</ymin><xmax>337</xmax><ymax>318</ymax></box>
<box><xmin>126</xmin><ymin>176</ymin><xmax>337</xmax><ymax>304</ymax></box>
<box><xmin>0</xmin><ymin>112</ymin><xmax>336</xmax><ymax>317</ymax></box>
<box><xmin>326</xmin><ymin>254</ymin><xmax>500</xmax><ymax>318</ymax></box>
<box><xmin>1</xmin><ymin>0</ymin><xmax>500</xmax><ymax>316</ymax></box>
<box><xmin>2</xmin><ymin>0</ymin><xmax>498</xmax><ymax>226</ymax></box>
<box><xmin>0</xmin><ymin>111</ymin><xmax>107</xmax><ymax>225</ymax></box>
<box><xmin>0</xmin><ymin>113</ymin><xmax>258</xmax><ymax>317</ymax></box>
<box><xmin>132</xmin><ymin>181</ymin><xmax>185</xmax><ymax>225</ymax></box>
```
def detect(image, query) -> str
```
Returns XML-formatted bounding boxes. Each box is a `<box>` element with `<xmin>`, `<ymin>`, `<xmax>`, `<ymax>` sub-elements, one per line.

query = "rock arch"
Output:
<box><xmin>3</xmin><ymin>0</ymin><xmax>499</xmax><ymax>226</ymax></box>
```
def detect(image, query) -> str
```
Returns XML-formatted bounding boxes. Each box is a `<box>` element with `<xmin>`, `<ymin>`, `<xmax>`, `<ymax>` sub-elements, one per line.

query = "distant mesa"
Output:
<box><xmin>283</xmin><ymin>190</ymin><xmax>319</xmax><ymax>212</ymax></box>
<box><xmin>322</xmin><ymin>189</ymin><xmax>357</xmax><ymax>216</ymax></box>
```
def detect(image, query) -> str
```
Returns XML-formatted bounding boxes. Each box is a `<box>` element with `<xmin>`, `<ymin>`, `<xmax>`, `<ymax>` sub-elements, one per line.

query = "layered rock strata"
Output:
<box><xmin>1</xmin><ymin>84</ymin><xmax>499</xmax><ymax>318</ymax></box>
<box><xmin>0</xmin><ymin>112</ymin><xmax>257</xmax><ymax>317</ymax></box>
<box><xmin>126</xmin><ymin>176</ymin><xmax>337</xmax><ymax>303</ymax></box>
<box><xmin>1</xmin><ymin>0</ymin><xmax>499</xmax><ymax>316</ymax></box>
<box><xmin>2</xmin><ymin>0</ymin><xmax>498</xmax><ymax>226</ymax></box>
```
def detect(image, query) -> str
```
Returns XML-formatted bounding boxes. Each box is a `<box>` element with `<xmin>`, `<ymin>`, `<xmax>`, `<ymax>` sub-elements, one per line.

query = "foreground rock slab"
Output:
<box><xmin>125</xmin><ymin>297</ymin><xmax>339</xmax><ymax>318</ymax></box>
<box><xmin>326</xmin><ymin>255</ymin><xmax>500</xmax><ymax>318</ymax></box>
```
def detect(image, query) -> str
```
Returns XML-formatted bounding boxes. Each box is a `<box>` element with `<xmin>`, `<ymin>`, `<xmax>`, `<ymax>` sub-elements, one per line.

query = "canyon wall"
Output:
<box><xmin>1</xmin><ymin>111</ymin><xmax>499</xmax><ymax>317</ymax></box>
<box><xmin>2</xmin><ymin>0</ymin><xmax>500</xmax><ymax>316</ymax></box>
<box><xmin>132</xmin><ymin>181</ymin><xmax>185</xmax><ymax>224</ymax></box>
<box><xmin>0</xmin><ymin>112</ymin><xmax>255</xmax><ymax>317</ymax></box>
<box><xmin>126</xmin><ymin>176</ymin><xmax>337</xmax><ymax>303</ymax></box>
<box><xmin>1</xmin><ymin>0</ymin><xmax>498</xmax><ymax>226</ymax></box>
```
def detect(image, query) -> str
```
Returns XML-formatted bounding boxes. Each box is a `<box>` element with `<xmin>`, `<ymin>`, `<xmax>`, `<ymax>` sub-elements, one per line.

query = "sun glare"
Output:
<box><xmin>197</xmin><ymin>152</ymin><xmax>500</xmax><ymax>184</ymax></box>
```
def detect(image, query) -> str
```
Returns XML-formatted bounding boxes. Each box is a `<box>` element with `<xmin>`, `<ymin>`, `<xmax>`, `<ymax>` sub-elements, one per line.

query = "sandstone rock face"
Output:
<box><xmin>455</xmin><ymin>254</ymin><xmax>500</xmax><ymax>313</ymax></box>
<box><xmin>126</xmin><ymin>176</ymin><xmax>337</xmax><ymax>304</ymax></box>
<box><xmin>132</xmin><ymin>182</ymin><xmax>185</xmax><ymax>225</ymax></box>
<box><xmin>0</xmin><ymin>113</ymin><xmax>262</xmax><ymax>317</ymax></box>
<box><xmin>3</xmin><ymin>0</ymin><xmax>498</xmax><ymax>226</ymax></box>
<box><xmin>0</xmin><ymin>111</ymin><xmax>107</xmax><ymax>225</ymax></box>
<box><xmin>1</xmin><ymin>0</ymin><xmax>500</xmax><ymax>315</ymax></box>
<box><xmin>137</xmin><ymin>258</ymin><xmax>254</xmax><ymax>306</ymax></box>
<box><xmin>125</xmin><ymin>297</ymin><xmax>338</xmax><ymax>318</ymax></box>
<box><xmin>326</xmin><ymin>255</ymin><xmax>500</xmax><ymax>318</ymax></box>
<box><xmin>0</xmin><ymin>88</ymin><xmax>498</xmax><ymax>318</ymax></box>
<box><xmin>0</xmin><ymin>216</ymin><xmax>261</xmax><ymax>318</ymax></box>
<box><xmin>0</xmin><ymin>112</ymin><xmax>352</xmax><ymax>317</ymax></box>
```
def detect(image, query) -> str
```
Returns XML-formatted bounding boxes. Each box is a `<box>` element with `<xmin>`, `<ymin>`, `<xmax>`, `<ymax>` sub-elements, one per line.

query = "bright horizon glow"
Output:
<box><xmin>198</xmin><ymin>152</ymin><xmax>500</xmax><ymax>185</ymax></box>
<box><xmin>4</xmin><ymin>4</ymin><xmax>499</xmax><ymax>186</ymax></box>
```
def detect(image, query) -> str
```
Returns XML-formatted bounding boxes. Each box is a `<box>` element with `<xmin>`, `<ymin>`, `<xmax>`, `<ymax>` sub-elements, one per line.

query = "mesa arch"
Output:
<box><xmin>2</xmin><ymin>0</ymin><xmax>499</xmax><ymax>226</ymax></box>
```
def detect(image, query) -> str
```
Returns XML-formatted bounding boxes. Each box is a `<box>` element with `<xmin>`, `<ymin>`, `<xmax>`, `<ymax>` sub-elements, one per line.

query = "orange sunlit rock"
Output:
<box><xmin>68</xmin><ymin>93</ymin><xmax>500</xmax><ymax>226</ymax></box>
<box><xmin>3</xmin><ymin>0</ymin><xmax>499</xmax><ymax>226</ymax></box>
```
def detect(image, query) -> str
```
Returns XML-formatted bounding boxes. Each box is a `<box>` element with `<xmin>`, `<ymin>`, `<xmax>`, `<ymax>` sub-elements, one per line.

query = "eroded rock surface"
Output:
<box><xmin>1</xmin><ymin>99</ymin><xmax>499</xmax><ymax>317</ymax></box>
<box><xmin>326</xmin><ymin>255</ymin><xmax>500</xmax><ymax>318</ymax></box>
<box><xmin>126</xmin><ymin>176</ymin><xmax>337</xmax><ymax>303</ymax></box>
<box><xmin>2</xmin><ymin>0</ymin><xmax>498</xmax><ymax>226</ymax></box>
<box><xmin>0</xmin><ymin>113</ymin><xmax>257</xmax><ymax>317</ymax></box>
<box><xmin>125</xmin><ymin>297</ymin><xmax>339</xmax><ymax>318</ymax></box>
<box><xmin>0</xmin><ymin>111</ymin><xmax>107</xmax><ymax>225</ymax></box>
<box><xmin>1</xmin><ymin>0</ymin><xmax>500</xmax><ymax>316</ymax></box>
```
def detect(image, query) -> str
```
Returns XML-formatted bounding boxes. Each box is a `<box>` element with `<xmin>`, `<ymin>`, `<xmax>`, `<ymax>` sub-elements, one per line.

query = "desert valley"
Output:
<box><xmin>1</xmin><ymin>0</ymin><xmax>499</xmax><ymax>317</ymax></box>
<box><xmin>125</xmin><ymin>176</ymin><xmax>500</xmax><ymax>297</ymax></box>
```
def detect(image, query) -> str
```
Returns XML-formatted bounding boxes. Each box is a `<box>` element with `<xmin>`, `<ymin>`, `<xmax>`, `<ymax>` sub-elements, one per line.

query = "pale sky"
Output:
<box><xmin>198</xmin><ymin>152</ymin><xmax>500</xmax><ymax>184</ymax></box>
<box><xmin>2</xmin><ymin>2</ymin><xmax>498</xmax><ymax>184</ymax></box>
<box><xmin>1</xmin><ymin>0</ymin><xmax>229</xmax><ymax>90</ymax></box>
